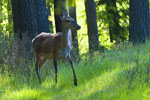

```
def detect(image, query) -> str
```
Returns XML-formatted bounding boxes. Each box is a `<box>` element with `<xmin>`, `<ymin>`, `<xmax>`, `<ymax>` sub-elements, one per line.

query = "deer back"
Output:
<box><xmin>32</xmin><ymin>32</ymin><xmax>62</xmax><ymax>58</ymax></box>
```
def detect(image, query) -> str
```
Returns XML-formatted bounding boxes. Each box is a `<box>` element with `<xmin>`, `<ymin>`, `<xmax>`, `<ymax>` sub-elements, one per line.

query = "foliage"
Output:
<box><xmin>96</xmin><ymin>0</ymin><xmax>129</xmax><ymax>42</ymax></box>
<box><xmin>0</xmin><ymin>32</ymin><xmax>33</xmax><ymax>76</ymax></box>
<box><xmin>0</xmin><ymin>0</ymin><xmax>13</xmax><ymax>36</ymax></box>
<box><xmin>76</xmin><ymin>0</ymin><xmax>89</xmax><ymax>54</ymax></box>
<box><xmin>1</xmin><ymin>40</ymin><xmax>150</xmax><ymax>99</ymax></box>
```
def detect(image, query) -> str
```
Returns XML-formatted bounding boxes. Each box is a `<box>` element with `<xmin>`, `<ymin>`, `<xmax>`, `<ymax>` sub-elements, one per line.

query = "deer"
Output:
<box><xmin>32</xmin><ymin>16</ymin><xmax>81</xmax><ymax>86</ymax></box>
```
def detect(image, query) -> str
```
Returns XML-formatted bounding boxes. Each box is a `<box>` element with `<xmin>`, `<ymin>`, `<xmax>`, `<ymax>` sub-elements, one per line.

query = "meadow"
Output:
<box><xmin>1</xmin><ymin>41</ymin><xmax>150</xmax><ymax>100</ymax></box>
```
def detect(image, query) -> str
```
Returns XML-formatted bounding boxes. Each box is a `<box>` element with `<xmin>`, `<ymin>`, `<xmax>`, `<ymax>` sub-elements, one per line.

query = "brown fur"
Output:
<box><xmin>32</xmin><ymin>32</ymin><xmax>62</xmax><ymax>59</ymax></box>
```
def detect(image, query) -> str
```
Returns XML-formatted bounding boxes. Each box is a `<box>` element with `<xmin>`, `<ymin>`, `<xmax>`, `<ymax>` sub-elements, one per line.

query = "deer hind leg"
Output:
<box><xmin>39</xmin><ymin>56</ymin><xmax>46</xmax><ymax>68</ymax></box>
<box><xmin>67</xmin><ymin>54</ymin><xmax>77</xmax><ymax>86</ymax></box>
<box><xmin>35</xmin><ymin>56</ymin><xmax>41</xmax><ymax>84</ymax></box>
<box><xmin>53</xmin><ymin>59</ymin><xmax>58</xmax><ymax>83</ymax></box>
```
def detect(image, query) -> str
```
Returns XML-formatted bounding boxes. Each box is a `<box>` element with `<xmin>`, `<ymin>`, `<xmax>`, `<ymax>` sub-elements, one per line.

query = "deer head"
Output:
<box><xmin>60</xmin><ymin>16</ymin><xmax>81</xmax><ymax>30</ymax></box>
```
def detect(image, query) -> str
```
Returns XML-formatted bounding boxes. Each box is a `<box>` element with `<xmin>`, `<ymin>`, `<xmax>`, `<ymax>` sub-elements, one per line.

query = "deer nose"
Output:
<box><xmin>77</xmin><ymin>25</ymin><xmax>81</xmax><ymax>30</ymax></box>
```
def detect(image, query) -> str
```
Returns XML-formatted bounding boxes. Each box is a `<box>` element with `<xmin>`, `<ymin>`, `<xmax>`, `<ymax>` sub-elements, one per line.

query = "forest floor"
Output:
<box><xmin>1</xmin><ymin>41</ymin><xmax>150</xmax><ymax>100</ymax></box>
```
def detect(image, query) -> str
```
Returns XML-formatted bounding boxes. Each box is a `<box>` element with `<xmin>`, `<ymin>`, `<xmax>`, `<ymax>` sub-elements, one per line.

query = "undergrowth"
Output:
<box><xmin>1</xmin><ymin>41</ymin><xmax>150</xmax><ymax>100</ymax></box>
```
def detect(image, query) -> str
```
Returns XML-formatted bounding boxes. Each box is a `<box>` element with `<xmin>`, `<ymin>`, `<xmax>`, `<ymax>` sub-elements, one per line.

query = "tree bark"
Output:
<box><xmin>129</xmin><ymin>0</ymin><xmax>149</xmax><ymax>43</ymax></box>
<box><xmin>85</xmin><ymin>0</ymin><xmax>99</xmax><ymax>52</ymax></box>
<box><xmin>11</xmin><ymin>0</ymin><xmax>39</xmax><ymax>71</ymax></box>
<box><xmin>54</xmin><ymin>0</ymin><xmax>64</xmax><ymax>32</ymax></box>
<box><xmin>11</xmin><ymin>0</ymin><xmax>49</xmax><ymax>61</ymax></box>
<box><xmin>11</xmin><ymin>0</ymin><xmax>38</xmax><ymax>40</ymax></box>
<box><xmin>35</xmin><ymin>0</ymin><xmax>49</xmax><ymax>33</ymax></box>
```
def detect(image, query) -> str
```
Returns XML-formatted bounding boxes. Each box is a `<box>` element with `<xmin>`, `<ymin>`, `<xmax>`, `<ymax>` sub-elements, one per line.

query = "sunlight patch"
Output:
<box><xmin>3</xmin><ymin>87</ymin><xmax>41</xmax><ymax>100</ymax></box>
<box><xmin>77</xmin><ymin>68</ymin><xmax>121</xmax><ymax>99</ymax></box>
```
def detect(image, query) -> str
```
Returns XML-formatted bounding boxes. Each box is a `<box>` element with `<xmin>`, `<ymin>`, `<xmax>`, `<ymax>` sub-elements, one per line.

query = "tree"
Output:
<box><xmin>54</xmin><ymin>0</ymin><xmax>65</xmax><ymax>32</ymax></box>
<box><xmin>129</xmin><ymin>0</ymin><xmax>149</xmax><ymax>43</ymax></box>
<box><xmin>68</xmin><ymin>0</ymin><xmax>79</xmax><ymax>58</ymax></box>
<box><xmin>11</xmin><ymin>0</ymin><xmax>38</xmax><ymax>40</ymax></box>
<box><xmin>11</xmin><ymin>0</ymin><xmax>49</xmax><ymax>60</ymax></box>
<box><xmin>105</xmin><ymin>0</ymin><xmax>122</xmax><ymax>42</ymax></box>
<box><xmin>85</xmin><ymin>0</ymin><xmax>99</xmax><ymax>52</ymax></box>
<box><xmin>97</xmin><ymin>0</ymin><xmax>128</xmax><ymax>43</ymax></box>
<box><xmin>34</xmin><ymin>0</ymin><xmax>49</xmax><ymax>33</ymax></box>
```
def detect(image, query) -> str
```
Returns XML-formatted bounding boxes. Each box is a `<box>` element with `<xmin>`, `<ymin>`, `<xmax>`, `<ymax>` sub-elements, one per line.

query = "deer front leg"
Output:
<box><xmin>53</xmin><ymin>59</ymin><xmax>58</xmax><ymax>83</ymax></box>
<box><xmin>67</xmin><ymin>55</ymin><xmax>77</xmax><ymax>86</ymax></box>
<box><xmin>35</xmin><ymin>57</ymin><xmax>41</xmax><ymax>84</ymax></box>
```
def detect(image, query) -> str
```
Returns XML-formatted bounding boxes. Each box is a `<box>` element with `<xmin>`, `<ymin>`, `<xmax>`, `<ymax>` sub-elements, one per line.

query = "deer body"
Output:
<box><xmin>33</xmin><ymin>31</ymin><xmax>72</xmax><ymax>59</ymax></box>
<box><xmin>32</xmin><ymin>17</ymin><xmax>81</xmax><ymax>86</ymax></box>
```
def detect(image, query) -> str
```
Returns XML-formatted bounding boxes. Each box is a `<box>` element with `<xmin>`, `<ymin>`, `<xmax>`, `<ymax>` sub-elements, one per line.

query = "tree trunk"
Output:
<box><xmin>85</xmin><ymin>0</ymin><xmax>99</xmax><ymax>52</ymax></box>
<box><xmin>11</xmin><ymin>0</ymin><xmax>49</xmax><ymax>74</ymax></box>
<box><xmin>11</xmin><ymin>0</ymin><xmax>38</xmax><ymax>74</ymax></box>
<box><xmin>54</xmin><ymin>0</ymin><xmax>64</xmax><ymax>32</ymax></box>
<box><xmin>68</xmin><ymin>0</ymin><xmax>79</xmax><ymax>59</ymax></box>
<box><xmin>11</xmin><ymin>0</ymin><xmax>38</xmax><ymax>40</ymax></box>
<box><xmin>35</xmin><ymin>0</ymin><xmax>49</xmax><ymax>33</ymax></box>
<box><xmin>11</xmin><ymin>0</ymin><xmax>20</xmax><ymax>38</ymax></box>
<box><xmin>106</xmin><ymin>0</ymin><xmax>122</xmax><ymax>43</ymax></box>
<box><xmin>129</xmin><ymin>0</ymin><xmax>149</xmax><ymax>43</ymax></box>
<box><xmin>11</xmin><ymin>0</ymin><xmax>38</xmax><ymax>59</ymax></box>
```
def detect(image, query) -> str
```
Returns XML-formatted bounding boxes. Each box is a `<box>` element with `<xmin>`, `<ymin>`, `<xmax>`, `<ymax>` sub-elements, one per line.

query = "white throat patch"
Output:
<box><xmin>67</xmin><ymin>29</ymin><xmax>73</xmax><ymax>50</ymax></box>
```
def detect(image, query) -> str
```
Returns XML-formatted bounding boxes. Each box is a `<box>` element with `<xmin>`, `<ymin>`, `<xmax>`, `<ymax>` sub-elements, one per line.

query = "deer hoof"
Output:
<box><xmin>74</xmin><ymin>79</ymin><xmax>77</xmax><ymax>86</ymax></box>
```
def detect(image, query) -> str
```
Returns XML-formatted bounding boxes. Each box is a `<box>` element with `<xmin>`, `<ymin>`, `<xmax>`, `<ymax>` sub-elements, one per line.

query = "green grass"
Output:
<box><xmin>1</xmin><ymin>41</ymin><xmax>150</xmax><ymax>100</ymax></box>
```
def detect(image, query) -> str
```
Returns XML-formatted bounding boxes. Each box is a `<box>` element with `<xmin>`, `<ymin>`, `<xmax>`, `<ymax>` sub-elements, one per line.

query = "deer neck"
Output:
<box><xmin>62</xmin><ymin>25</ymin><xmax>72</xmax><ymax>50</ymax></box>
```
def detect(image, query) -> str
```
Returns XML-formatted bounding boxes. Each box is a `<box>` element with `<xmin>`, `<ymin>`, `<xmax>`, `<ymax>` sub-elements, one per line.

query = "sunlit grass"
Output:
<box><xmin>1</xmin><ymin>41</ymin><xmax>150</xmax><ymax>99</ymax></box>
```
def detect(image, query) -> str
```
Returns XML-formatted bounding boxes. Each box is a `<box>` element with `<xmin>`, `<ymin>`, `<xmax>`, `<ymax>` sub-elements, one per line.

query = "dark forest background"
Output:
<box><xmin>0</xmin><ymin>0</ymin><xmax>149</xmax><ymax>57</ymax></box>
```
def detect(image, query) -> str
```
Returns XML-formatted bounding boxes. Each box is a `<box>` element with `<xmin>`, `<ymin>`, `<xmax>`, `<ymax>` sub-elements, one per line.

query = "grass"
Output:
<box><xmin>1</xmin><ymin>41</ymin><xmax>150</xmax><ymax>100</ymax></box>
